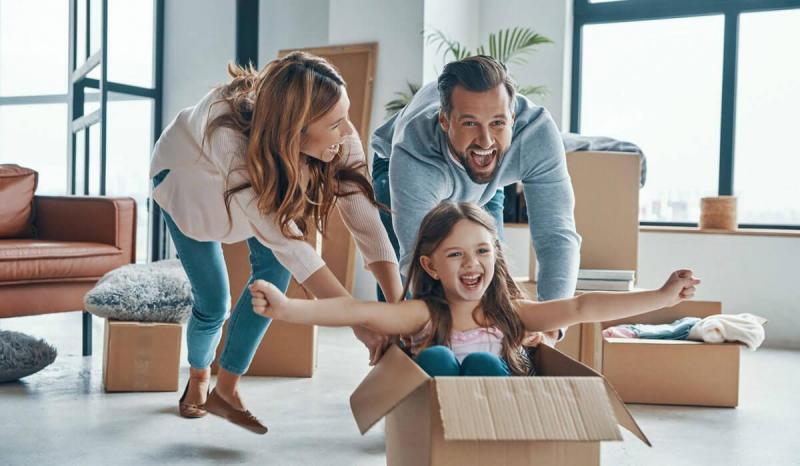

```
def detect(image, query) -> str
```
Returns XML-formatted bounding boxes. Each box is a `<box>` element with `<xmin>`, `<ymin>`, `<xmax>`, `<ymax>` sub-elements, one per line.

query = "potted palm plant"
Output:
<box><xmin>385</xmin><ymin>27</ymin><xmax>552</xmax><ymax>117</ymax></box>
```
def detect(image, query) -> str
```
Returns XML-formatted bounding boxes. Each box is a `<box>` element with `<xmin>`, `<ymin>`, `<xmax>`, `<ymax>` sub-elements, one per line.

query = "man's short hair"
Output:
<box><xmin>437</xmin><ymin>55</ymin><xmax>517</xmax><ymax>116</ymax></box>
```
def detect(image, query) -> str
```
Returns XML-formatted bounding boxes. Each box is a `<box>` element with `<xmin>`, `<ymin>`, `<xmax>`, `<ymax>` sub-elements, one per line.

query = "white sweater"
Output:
<box><xmin>150</xmin><ymin>89</ymin><xmax>397</xmax><ymax>283</ymax></box>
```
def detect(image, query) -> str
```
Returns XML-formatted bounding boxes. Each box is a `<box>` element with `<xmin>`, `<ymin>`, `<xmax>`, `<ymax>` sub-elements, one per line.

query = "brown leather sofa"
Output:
<box><xmin>0</xmin><ymin>196</ymin><xmax>136</xmax><ymax>356</ymax></box>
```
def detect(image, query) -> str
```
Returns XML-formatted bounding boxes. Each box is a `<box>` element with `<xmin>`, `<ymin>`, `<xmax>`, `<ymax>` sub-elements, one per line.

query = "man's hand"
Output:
<box><xmin>522</xmin><ymin>330</ymin><xmax>560</xmax><ymax>348</ymax></box>
<box><xmin>352</xmin><ymin>325</ymin><xmax>391</xmax><ymax>365</ymax></box>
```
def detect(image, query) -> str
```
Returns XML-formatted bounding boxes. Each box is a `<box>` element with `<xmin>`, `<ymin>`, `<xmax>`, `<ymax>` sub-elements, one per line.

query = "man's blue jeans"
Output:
<box><xmin>415</xmin><ymin>346</ymin><xmax>511</xmax><ymax>376</ymax></box>
<box><xmin>371</xmin><ymin>155</ymin><xmax>505</xmax><ymax>301</ymax></box>
<box><xmin>153</xmin><ymin>170</ymin><xmax>291</xmax><ymax>374</ymax></box>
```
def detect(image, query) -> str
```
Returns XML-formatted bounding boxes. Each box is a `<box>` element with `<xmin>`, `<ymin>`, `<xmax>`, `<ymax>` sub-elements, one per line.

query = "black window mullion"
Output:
<box><xmin>99</xmin><ymin>0</ymin><xmax>108</xmax><ymax>196</ymax></box>
<box><xmin>150</xmin><ymin>0</ymin><xmax>166</xmax><ymax>262</ymax></box>
<box><xmin>718</xmin><ymin>11</ymin><xmax>739</xmax><ymax>196</ymax></box>
<box><xmin>67</xmin><ymin>0</ymin><xmax>78</xmax><ymax>194</ymax></box>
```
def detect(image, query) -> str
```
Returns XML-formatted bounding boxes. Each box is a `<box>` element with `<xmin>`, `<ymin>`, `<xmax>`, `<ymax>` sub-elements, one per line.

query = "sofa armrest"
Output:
<box><xmin>33</xmin><ymin>195</ymin><xmax>137</xmax><ymax>263</ymax></box>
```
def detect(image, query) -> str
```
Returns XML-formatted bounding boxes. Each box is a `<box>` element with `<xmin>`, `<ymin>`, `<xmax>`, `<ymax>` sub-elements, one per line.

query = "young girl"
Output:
<box><xmin>249</xmin><ymin>202</ymin><xmax>700</xmax><ymax>376</ymax></box>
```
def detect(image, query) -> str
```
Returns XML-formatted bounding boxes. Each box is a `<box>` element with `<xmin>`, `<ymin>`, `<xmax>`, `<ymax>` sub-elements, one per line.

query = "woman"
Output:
<box><xmin>149</xmin><ymin>52</ymin><xmax>403</xmax><ymax>434</ymax></box>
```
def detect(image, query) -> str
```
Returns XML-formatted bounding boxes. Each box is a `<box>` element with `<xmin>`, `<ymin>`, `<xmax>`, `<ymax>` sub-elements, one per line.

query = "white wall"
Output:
<box><xmin>478</xmin><ymin>0</ymin><xmax>572</xmax><ymax>130</ymax></box>
<box><xmin>163</xmin><ymin>0</ymin><xmax>235</xmax><ymax>123</ymax></box>
<box><xmin>259</xmin><ymin>0</ymin><xmax>329</xmax><ymax>64</ymax></box>
<box><xmin>328</xmin><ymin>0</ymin><xmax>426</xmax><ymax>138</ymax></box>
<box><xmin>638</xmin><ymin>232</ymin><xmax>800</xmax><ymax>349</ymax></box>
<box><xmin>423</xmin><ymin>0</ymin><xmax>480</xmax><ymax>84</ymax></box>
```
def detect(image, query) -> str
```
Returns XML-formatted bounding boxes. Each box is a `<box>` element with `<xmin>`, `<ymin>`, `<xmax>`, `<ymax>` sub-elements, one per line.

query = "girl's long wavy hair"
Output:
<box><xmin>207</xmin><ymin>51</ymin><xmax>381</xmax><ymax>239</ymax></box>
<box><xmin>402</xmin><ymin>202</ymin><xmax>531</xmax><ymax>375</ymax></box>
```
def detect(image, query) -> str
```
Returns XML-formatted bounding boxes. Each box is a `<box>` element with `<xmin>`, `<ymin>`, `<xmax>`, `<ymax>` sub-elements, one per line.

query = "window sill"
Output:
<box><xmin>505</xmin><ymin>222</ymin><xmax>800</xmax><ymax>238</ymax></box>
<box><xmin>639</xmin><ymin>226</ymin><xmax>800</xmax><ymax>238</ymax></box>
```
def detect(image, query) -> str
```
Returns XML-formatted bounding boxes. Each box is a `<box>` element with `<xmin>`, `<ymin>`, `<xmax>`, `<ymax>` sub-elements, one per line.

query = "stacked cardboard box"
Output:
<box><xmin>350</xmin><ymin>345</ymin><xmax>650</xmax><ymax>466</ymax></box>
<box><xmin>103</xmin><ymin>319</ymin><xmax>182</xmax><ymax>392</ymax></box>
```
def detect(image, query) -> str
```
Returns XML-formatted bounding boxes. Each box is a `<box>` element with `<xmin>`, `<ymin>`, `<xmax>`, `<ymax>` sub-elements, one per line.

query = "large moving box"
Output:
<box><xmin>597</xmin><ymin>300</ymin><xmax>757</xmax><ymax>407</ymax></box>
<box><xmin>211</xmin><ymin>241</ymin><xmax>317</xmax><ymax>378</ymax></box>
<box><xmin>350</xmin><ymin>345</ymin><xmax>650</xmax><ymax>466</ymax></box>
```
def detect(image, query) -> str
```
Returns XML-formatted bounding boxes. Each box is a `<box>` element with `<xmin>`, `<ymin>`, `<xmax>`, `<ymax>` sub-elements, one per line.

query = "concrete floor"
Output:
<box><xmin>1</xmin><ymin>312</ymin><xmax>798</xmax><ymax>466</ymax></box>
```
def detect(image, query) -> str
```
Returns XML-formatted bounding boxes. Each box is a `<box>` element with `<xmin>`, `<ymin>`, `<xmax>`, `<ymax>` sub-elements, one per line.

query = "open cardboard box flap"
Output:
<box><xmin>350</xmin><ymin>344</ymin><xmax>651</xmax><ymax>446</ymax></box>
<box><xmin>350</xmin><ymin>345</ymin><xmax>431</xmax><ymax>434</ymax></box>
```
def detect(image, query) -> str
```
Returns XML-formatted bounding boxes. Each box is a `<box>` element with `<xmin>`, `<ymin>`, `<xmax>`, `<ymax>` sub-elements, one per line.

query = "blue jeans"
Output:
<box><xmin>371</xmin><ymin>156</ymin><xmax>505</xmax><ymax>301</ymax></box>
<box><xmin>414</xmin><ymin>346</ymin><xmax>511</xmax><ymax>376</ymax></box>
<box><xmin>153</xmin><ymin>170</ymin><xmax>291</xmax><ymax>374</ymax></box>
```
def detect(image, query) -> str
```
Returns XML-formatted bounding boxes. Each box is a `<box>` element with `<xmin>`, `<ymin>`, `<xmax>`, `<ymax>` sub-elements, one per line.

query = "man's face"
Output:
<box><xmin>439</xmin><ymin>84</ymin><xmax>514</xmax><ymax>184</ymax></box>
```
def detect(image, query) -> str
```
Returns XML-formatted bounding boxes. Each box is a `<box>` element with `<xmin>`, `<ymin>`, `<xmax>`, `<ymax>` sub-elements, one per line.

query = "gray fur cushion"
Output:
<box><xmin>84</xmin><ymin>259</ymin><xmax>192</xmax><ymax>323</ymax></box>
<box><xmin>0</xmin><ymin>330</ymin><xmax>57</xmax><ymax>382</ymax></box>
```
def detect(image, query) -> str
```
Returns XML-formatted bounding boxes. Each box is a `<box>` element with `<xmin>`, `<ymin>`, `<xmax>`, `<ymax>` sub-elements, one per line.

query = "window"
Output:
<box><xmin>0</xmin><ymin>0</ymin><xmax>69</xmax><ymax>194</ymax></box>
<box><xmin>573</xmin><ymin>0</ymin><xmax>800</xmax><ymax>228</ymax></box>
<box><xmin>0</xmin><ymin>0</ymin><xmax>164</xmax><ymax>261</ymax></box>
<box><xmin>734</xmin><ymin>8</ymin><xmax>800</xmax><ymax>226</ymax></box>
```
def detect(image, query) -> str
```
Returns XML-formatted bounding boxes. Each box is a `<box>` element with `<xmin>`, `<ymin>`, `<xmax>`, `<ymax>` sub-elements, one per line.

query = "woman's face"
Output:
<box><xmin>300</xmin><ymin>90</ymin><xmax>354</xmax><ymax>163</ymax></box>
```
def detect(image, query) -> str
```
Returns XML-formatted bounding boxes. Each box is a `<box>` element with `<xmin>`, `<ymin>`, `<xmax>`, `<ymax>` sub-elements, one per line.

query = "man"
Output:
<box><xmin>371</xmin><ymin>55</ymin><xmax>581</xmax><ymax>345</ymax></box>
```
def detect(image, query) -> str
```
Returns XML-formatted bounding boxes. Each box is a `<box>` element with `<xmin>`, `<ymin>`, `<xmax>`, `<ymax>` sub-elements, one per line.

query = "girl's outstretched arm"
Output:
<box><xmin>515</xmin><ymin>269</ymin><xmax>701</xmax><ymax>332</ymax></box>
<box><xmin>249</xmin><ymin>279</ymin><xmax>430</xmax><ymax>335</ymax></box>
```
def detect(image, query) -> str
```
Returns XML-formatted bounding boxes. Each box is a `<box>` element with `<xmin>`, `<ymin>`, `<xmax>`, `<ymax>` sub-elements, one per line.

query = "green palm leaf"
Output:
<box><xmin>385</xmin><ymin>81</ymin><xmax>421</xmax><ymax>117</ymax></box>
<box><xmin>424</xmin><ymin>28</ymin><xmax>472</xmax><ymax>62</ymax></box>
<box><xmin>480</xmin><ymin>27</ymin><xmax>552</xmax><ymax>65</ymax></box>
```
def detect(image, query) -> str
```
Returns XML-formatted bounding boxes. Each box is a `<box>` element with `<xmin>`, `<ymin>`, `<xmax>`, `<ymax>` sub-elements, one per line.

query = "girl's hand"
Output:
<box><xmin>659</xmin><ymin>269</ymin><xmax>701</xmax><ymax>307</ymax></box>
<box><xmin>249</xmin><ymin>279</ymin><xmax>289</xmax><ymax>318</ymax></box>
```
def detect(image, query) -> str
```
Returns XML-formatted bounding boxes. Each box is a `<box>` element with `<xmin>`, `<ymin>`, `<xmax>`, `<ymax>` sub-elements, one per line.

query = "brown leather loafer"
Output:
<box><xmin>205</xmin><ymin>389</ymin><xmax>268</xmax><ymax>435</ymax></box>
<box><xmin>178</xmin><ymin>380</ymin><xmax>208</xmax><ymax>418</ymax></box>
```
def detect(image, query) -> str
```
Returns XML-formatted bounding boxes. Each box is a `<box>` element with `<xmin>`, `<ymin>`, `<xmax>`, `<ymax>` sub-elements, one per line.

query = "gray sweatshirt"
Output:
<box><xmin>371</xmin><ymin>82</ymin><xmax>581</xmax><ymax>301</ymax></box>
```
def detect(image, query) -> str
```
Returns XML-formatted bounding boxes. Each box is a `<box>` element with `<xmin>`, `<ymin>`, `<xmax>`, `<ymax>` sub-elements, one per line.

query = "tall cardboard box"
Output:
<box><xmin>520</xmin><ymin>151</ymin><xmax>641</xmax><ymax>373</ymax></box>
<box><xmin>598</xmin><ymin>300</ymin><xmax>752</xmax><ymax>407</ymax></box>
<box><xmin>211</xmin><ymin>241</ymin><xmax>317</xmax><ymax>377</ymax></box>
<box><xmin>351</xmin><ymin>345</ymin><xmax>650</xmax><ymax>466</ymax></box>
<box><xmin>103</xmin><ymin>319</ymin><xmax>182</xmax><ymax>392</ymax></box>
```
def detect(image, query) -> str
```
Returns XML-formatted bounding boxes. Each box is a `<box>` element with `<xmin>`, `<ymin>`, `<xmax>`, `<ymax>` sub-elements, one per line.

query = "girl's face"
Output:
<box><xmin>300</xmin><ymin>90</ymin><xmax>354</xmax><ymax>163</ymax></box>
<box><xmin>420</xmin><ymin>219</ymin><xmax>497</xmax><ymax>303</ymax></box>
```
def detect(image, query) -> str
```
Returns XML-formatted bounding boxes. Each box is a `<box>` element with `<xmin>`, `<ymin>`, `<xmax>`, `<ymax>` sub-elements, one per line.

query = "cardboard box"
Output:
<box><xmin>350</xmin><ymin>345</ymin><xmax>650</xmax><ymax>466</ymax></box>
<box><xmin>103</xmin><ymin>319</ymin><xmax>182</xmax><ymax>392</ymax></box>
<box><xmin>211</xmin><ymin>241</ymin><xmax>317</xmax><ymax>377</ymax></box>
<box><xmin>528</xmin><ymin>151</ymin><xmax>641</xmax><ymax>277</ymax></box>
<box><xmin>598</xmin><ymin>300</ymin><xmax>747</xmax><ymax>407</ymax></box>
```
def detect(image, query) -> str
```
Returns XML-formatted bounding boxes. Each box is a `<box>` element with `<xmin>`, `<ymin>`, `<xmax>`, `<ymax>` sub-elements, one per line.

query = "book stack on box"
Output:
<box><xmin>577</xmin><ymin>269</ymin><xmax>635</xmax><ymax>291</ymax></box>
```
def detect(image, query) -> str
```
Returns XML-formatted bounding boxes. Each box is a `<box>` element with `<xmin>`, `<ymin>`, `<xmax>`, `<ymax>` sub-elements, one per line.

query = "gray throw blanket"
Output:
<box><xmin>562</xmin><ymin>132</ymin><xmax>647</xmax><ymax>187</ymax></box>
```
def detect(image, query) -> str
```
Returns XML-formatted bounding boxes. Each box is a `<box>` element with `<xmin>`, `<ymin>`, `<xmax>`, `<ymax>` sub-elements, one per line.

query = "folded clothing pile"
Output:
<box><xmin>602</xmin><ymin>313</ymin><xmax>766</xmax><ymax>350</ymax></box>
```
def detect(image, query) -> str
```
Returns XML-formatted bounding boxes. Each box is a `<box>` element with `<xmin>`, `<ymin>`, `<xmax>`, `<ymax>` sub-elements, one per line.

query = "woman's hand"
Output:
<box><xmin>352</xmin><ymin>325</ymin><xmax>390</xmax><ymax>366</ymax></box>
<box><xmin>249</xmin><ymin>279</ymin><xmax>289</xmax><ymax>319</ymax></box>
<box><xmin>659</xmin><ymin>269</ymin><xmax>701</xmax><ymax>307</ymax></box>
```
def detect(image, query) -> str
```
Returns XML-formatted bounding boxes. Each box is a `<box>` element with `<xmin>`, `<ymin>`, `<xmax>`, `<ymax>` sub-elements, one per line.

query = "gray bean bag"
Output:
<box><xmin>0</xmin><ymin>330</ymin><xmax>57</xmax><ymax>382</ymax></box>
<box><xmin>84</xmin><ymin>259</ymin><xmax>192</xmax><ymax>323</ymax></box>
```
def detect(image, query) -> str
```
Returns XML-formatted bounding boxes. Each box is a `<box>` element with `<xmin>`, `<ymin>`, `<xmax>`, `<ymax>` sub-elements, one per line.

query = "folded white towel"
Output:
<box><xmin>688</xmin><ymin>313</ymin><xmax>767</xmax><ymax>350</ymax></box>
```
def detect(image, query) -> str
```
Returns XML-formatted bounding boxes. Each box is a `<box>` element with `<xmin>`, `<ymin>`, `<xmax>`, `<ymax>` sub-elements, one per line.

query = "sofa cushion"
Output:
<box><xmin>0</xmin><ymin>330</ymin><xmax>57</xmax><ymax>382</ymax></box>
<box><xmin>84</xmin><ymin>259</ymin><xmax>192</xmax><ymax>323</ymax></box>
<box><xmin>0</xmin><ymin>240</ymin><xmax>123</xmax><ymax>283</ymax></box>
<box><xmin>0</xmin><ymin>165</ymin><xmax>37</xmax><ymax>239</ymax></box>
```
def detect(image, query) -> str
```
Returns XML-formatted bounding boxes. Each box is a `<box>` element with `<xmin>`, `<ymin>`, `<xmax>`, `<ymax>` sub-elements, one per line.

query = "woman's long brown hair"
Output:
<box><xmin>206</xmin><ymin>51</ymin><xmax>381</xmax><ymax>239</ymax></box>
<box><xmin>402</xmin><ymin>202</ymin><xmax>531</xmax><ymax>375</ymax></box>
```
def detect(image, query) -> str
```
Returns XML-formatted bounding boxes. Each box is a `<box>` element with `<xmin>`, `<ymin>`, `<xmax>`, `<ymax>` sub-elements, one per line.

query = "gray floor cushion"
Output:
<box><xmin>0</xmin><ymin>330</ymin><xmax>57</xmax><ymax>382</ymax></box>
<box><xmin>84</xmin><ymin>259</ymin><xmax>192</xmax><ymax>323</ymax></box>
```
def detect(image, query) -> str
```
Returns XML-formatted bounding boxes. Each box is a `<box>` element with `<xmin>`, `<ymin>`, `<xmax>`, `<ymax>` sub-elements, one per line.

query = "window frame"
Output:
<box><xmin>571</xmin><ymin>0</ymin><xmax>800</xmax><ymax>230</ymax></box>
